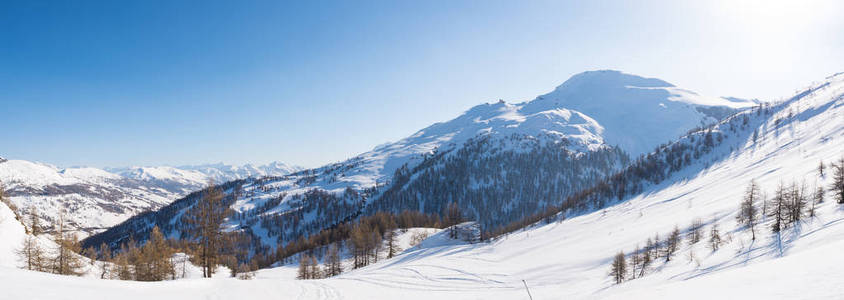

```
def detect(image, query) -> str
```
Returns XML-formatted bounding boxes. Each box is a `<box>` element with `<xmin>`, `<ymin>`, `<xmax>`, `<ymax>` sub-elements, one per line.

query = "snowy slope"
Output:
<box><xmin>8</xmin><ymin>73</ymin><xmax>841</xmax><ymax>299</ymax></box>
<box><xmin>0</xmin><ymin>201</ymin><xmax>27</xmax><ymax>268</ymax></box>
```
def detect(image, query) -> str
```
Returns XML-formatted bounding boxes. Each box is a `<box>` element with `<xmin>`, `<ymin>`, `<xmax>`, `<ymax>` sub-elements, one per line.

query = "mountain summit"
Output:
<box><xmin>524</xmin><ymin>70</ymin><xmax>757</xmax><ymax>156</ymax></box>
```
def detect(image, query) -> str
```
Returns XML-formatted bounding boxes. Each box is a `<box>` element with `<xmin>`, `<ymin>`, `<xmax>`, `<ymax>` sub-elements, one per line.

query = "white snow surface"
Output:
<box><xmin>0</xmin><ymin>201</ymin><xmax>27</xmax><ymax>268</ymax></box>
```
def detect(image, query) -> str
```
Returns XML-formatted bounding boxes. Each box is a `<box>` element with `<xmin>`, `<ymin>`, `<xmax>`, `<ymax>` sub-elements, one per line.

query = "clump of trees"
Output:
<box><xmin>687</xmin><ymin>218</ymin><xmax>703</xmax><ymax>245</ymax></box>
<box><xmin>737</xmin><ymin>175</ymin><xmax>831</xmax><ymax>236</ymax></box>
<box><xmin>95</xmin><ymin>228</ymin><xmax>258</xmax><ymax>281</ymax></box>
<box><xmin>708</xmin><ymin>222</ymin><xmax>721</xmax><ymax>251</ymax></box>
<box><xmin>817</xmin><ymin>161</ymin><xmax>825</xmax><ymax>177</ymax></box>
<box><xmin>610</xmin><ymin>251</ymin><xmax>626</xmax><ymax>284</ymax></box>
<box><xmin>737</xmin><ymin>180</ymin><xmax>761</xmax><ymax>239</ymax></box>
<box><xmin>612</xmin><ymin>161</ymin><xmax>844</xmax><ymax>285</ymax></box>
<box><xmin>52</xmin><ymin>212</ymin><xmax>86</xmax><ymax>276</ymax></box>
<box><xmin>133</xmin><ymin>227</ymin><xmax>175</xmax><ymax>280</ymax></box>
<box><xmin>100</xmin><ymin>226</ymin><xmax>176</xmax><ymax>281</ymax></box>
<box><xmin>384</xmin><ymin>228</ymin><xmax>402</xmax><ymax>259</ymax></box>
<box><xmin>293</xmin><ymin>211</ymin><xmax>447</xmax><ymax>280</ymax></box>
<box><xmin>348</xmin><ymin>220</ymin><xmax>382</xmax><ymax>268</ymax></box>
<box><xmin>768</xmin><ymin>181</ymin><xmax>809</xmax><ymax>233</ymax></box>
<box><xmin>297</xmin><ymin>254</ymin><xmax>320</xmax><ymax>280</ymax></box>
<box><xmin>16</xmin><ymin>210</ymin><xmax>86</xmax><ymax>276</ymax></box>
<box><xmin>185</xmin><ymin>182</ymin><xmax>229</xmax><ymax>278</ymax></box>
<box><xmin>296</xmin><ymin>244</ymin><xmax>345</xmax><ymax>280</ymax></box>
<box><xmin>16</xmin><ymin>234</ymin><xmax>46</xmax><ymax>272</ymax></box>
<box><xmin>664</xmin><ymin>226</ymin><xmax>681</xmax><ymax>262</ymax></box>
<box><xmin>323</xmin><ymin>244</ymin><xmax>343</xmax><ymax>277</ymax></box>
<box><xmin>831</xmin><ymin>157</ymin><xmax>844</xmax><ymax>204</ymax></box>
<box><xmin>609</xmin><ymin>214</ymin><xmax>736</xmax><ymax>284</ymax></box>
<box><xmin>609</xmin><ymin>221</ymin><xmax>698</xmax><ymax>284</ymax></box>
<box><xmin>16</xmin><ymin>181</ymin><xmax>260</xmax><ymax>282</ymax></box>
<box><xmin>444</xmin><ymin>202</ymin><xmax>464</xmax><ymax>239</ymax></box>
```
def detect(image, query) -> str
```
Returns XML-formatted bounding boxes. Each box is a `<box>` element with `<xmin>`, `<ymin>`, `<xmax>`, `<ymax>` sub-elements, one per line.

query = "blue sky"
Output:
<box><xmin>1</xmin><ymin>0</ymin><xmax>842</xmax><ymax>168</ymax></box>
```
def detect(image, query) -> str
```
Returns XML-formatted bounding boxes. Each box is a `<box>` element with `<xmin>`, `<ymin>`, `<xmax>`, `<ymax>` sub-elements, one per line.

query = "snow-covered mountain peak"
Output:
<box><xmin>553</xmin><ymin>70</ymin><xmax>675</xmax><ymax>92</ymax></box>
<box><xmin>537</xmin><ymin>69</ymin><xmax>756</xmax><ymax>109</ymax></box>
<box><xmin>518</xmin><ymin>70</ymin><xmax>758</xmax><ymax>156</ymax></box>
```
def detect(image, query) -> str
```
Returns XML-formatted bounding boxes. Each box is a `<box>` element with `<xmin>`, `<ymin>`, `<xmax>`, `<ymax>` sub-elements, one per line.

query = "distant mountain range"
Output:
<box><xmin>0</xmin><ymin>160</ymin><xmax>303</xmax><ymax>236</ymax></box>
<box><xmin>106</xmin><ymin>162</ymin><xmax>303</xmax><ymax>194</ymax></box>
